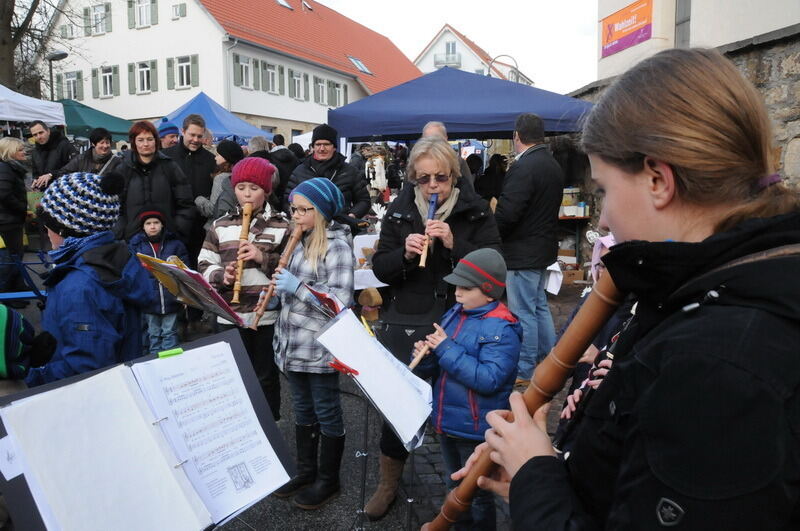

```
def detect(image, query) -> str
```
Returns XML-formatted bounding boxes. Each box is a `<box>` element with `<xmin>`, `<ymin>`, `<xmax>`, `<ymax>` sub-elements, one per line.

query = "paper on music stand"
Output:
<box><xmin>0</xmin><ymin>366</ymin><xmax>212</xmax><ymax>531</ymax></box>
<box><xmin>316</xmin><ymin>310</ymin><xmax>431</xmax><ymax>450</ymax></box>
<box><xmin>131</xmin><ymin>342</ymin><xmax>290</xmax><ymax>523</ymax></box>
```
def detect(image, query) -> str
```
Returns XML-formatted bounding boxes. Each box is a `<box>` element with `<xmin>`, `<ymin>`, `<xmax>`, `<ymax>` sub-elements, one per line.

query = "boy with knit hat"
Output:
<box><xmin>26</xmin><ymin>172</ymin><xmax>154</xmax><ymax>386</ymax></box>
<box><xmin>198</xmin><ymin>157</ymin><xmax>289</xmax><ymax>421</ymax></box>
<box><xmin>412</xmin><ymin>247</ymin><xmax>522</xmax><ymax>530</ymax></box>
<box><xmin>129</xmin><ymin>207</ymin><xmax>189</xmax><ymax>354</ymax></box>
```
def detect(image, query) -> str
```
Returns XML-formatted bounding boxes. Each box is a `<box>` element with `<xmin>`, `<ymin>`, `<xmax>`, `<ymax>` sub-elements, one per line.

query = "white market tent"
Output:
<box><xmin>0</xmin><ymin>84</ymin><xmax>65</xmax><ymax>126</ymax></box>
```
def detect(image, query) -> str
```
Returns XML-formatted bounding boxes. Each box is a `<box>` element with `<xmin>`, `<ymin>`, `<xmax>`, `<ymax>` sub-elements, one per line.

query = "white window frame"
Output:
<box><xmin>238</xmin><ymin>56</ymin><xmax>252</xmax><ymax>89</ymax></box>
<box><xmin>101</xmin><ymin>66</ymin><xmax>114</xmax><ymax>97</ymax></box>
<box><xmin>267</xmin><ymin>64</ymin><xmax>278</xmax><ymax>93</ymax></box>
<box><xmin>137</xmin><ymin>62</ymin><xmax>151</xmax><ymax>93</ymax></box>
<box><xmin>333</xmin><ymin>83</ymin><xmax>342</xmax><ymax>107</ymax></box>
<box><xmin>348</xmin><ymin>56</ymin><xmax>372</xmax><ymax>75</ymax></box>
<box><xmin>176</xmin><ymin>56</ymin><xmax>191</xmax><ymax>88</ymax></box>
<box><xmin>135</xmin><ymin>0</ymin><xmax>151</xmax><ymax>28</ymax></box>
<box><xmin>92</xmin><ymin>4</ymin><xmax>106</xmax><ymax>34</ymax></box>
<box><xmin>171</xmin><ymin>4</ymin><xmax>181</xmax><ymax>19</ymax></box>
<box><xmin>62</xmin><ymin>23</ymin><xmax>76</xmax><ymax>39</ymax></box>
<box><xmin>291</xmin><ymin>71</ymin><xmax>302</xmax><ymax>100</ymax></box>
<box><xmin>445</xmin><ymin>41</ymin><xmax>456</xmax><ymax>55</ymax></box>
<box><xmin>64</xmin><ymin>72</ymin><xmax>78</xmax><ymax>100</ymax></box>
<box><xmin>316</xmin><ymin>78</ymin><xmax>326</xmax><ymax>104</ymax></box>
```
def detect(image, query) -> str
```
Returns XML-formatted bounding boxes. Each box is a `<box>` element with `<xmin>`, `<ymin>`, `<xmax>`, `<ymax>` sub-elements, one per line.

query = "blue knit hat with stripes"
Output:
<box><xmin>40</xmin><ymin>172</ymin><xmax>121</xmax><ymax>236</ymax></box>
<box><xmin>291</xmin><ymin>177</ymin><xmax>345</xmax><ymax>221</ymax></box>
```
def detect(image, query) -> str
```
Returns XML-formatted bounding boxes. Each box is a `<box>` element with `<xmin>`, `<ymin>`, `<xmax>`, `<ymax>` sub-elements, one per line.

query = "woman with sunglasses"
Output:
<box><xmin>365</xmin><ymin>136</ymin><xmax>501</xmax><ymax>520</ymax></box>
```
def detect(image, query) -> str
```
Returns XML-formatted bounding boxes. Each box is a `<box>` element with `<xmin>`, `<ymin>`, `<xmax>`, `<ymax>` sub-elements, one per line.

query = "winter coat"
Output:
<box><xmin>198</xmin><ymin>204</ymin><xmax>289</xmax><ymax>326</ymax></box>
<box><xmin>372</xmin><ymin>180</ymin><xmax>501</xmax><ymax>325</ymax></box>
<box><xmin>25</xmin><ymin>231</ymin><xmax>154</xmax><ymax>386</ymax></box>
<box><xmin>114</xmin><ymin>151</ymin><xmax>196</xmax><ymax>242</ymax></box>
<box><xmin>284</xmin><ymin>152</ymin><xmax>370</xmax><ymax>218</ymax></box>
<box><xmin>31</xmin><ymin>129</ymin><xmax>76</xmax><ymax>179</ymax></box>
<box><xmin>162</xmin><ymin>141</ymin><xmax>216</xmax><ymax>200</ymax></box>
<box><xmin>431</xmin><ymin>301</ymin><xmax>521</xmax><ymax>440</ymax></box>
<box><xmin>273</xmin><ymin>222</ymin><xmax>354</xmax><ymax>374</ymax></box>
<box><xmin>0</xmin><ymin>160</ymin><xmax>28</xmax><ymax>229</ymax></box>
<box><xmin>128</xmin><ymin>229</ymin><xmax>189</xmax><ymax>314</ymax></box>
<box><xmin>57</xmin><ymin>148</ymin><xmax>122</xmax><ymax>176</ymax></box>
<box><xmin>509</xmin><ymin>212</ymin><xmax>800</xmax><ymax>530</ymax></box>
<box><xmin>194</xmin><ymin>172</ymin><xmax>236</xmax><ymax>229</ymax></box>
<box><xmin>494</xmin><ymin>144</ymin><xmax>564</xmax><ymax>270</ymax></box>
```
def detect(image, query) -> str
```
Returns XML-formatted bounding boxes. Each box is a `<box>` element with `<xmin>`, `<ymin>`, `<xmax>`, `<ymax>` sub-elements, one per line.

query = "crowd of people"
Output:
<box><xmin>1</xmin><ymin>46</ymin><xmax>799</xmax><ymax>529</ymax></box>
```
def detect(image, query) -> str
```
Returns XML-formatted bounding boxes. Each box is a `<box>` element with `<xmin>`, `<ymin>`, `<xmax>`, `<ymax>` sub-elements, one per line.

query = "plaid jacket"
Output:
<box><xmin>274</xmin><ymin>222</ymin><xmax>354</xmax><ymax>373</ymax></box>
<box><xmin>198</xmin><ymin>204</ymin><xmax>289</xmax><ymax>326</ymax></box>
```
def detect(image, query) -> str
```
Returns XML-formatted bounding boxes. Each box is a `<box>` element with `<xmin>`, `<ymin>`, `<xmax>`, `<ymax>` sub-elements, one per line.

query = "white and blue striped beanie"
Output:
<box><xmin>40</xmin><ymin>172</ymin><xmax>121</xmax><ymax>236</ymax></box>
<box><xmin>290</xmin><ymin>177</ymin><xmax>345</xmax><ymax>221</ymax></box>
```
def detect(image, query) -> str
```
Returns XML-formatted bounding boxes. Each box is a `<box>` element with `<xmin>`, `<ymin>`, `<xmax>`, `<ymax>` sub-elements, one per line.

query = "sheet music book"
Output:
<box><xmin>316</xmin><ymin>310</ymin><xmax>431</xmax><ymax>451</ymax></box>
<box><xmin>0</xmin><ymin>332</ymin><xmax>292</xmax><ymax>530</ymax></box>
<box><xmin>137</xmin><ymin>253</ymin><xmax>244</xmax><ymax>327</ymax></box>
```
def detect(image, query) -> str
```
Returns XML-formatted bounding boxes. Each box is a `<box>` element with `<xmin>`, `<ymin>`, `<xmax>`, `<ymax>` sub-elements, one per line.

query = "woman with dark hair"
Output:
<box><xmin>455</xmin><ymin>48</ymin><xmax>800</xmax><ymax>530</ymax></box>
<box><xmin>475</xmin><ymin>153</ymin><xmax>506</xmax><ymax>202</ymax></box>
<box><xmin>114</xmin><ymin>121</ymin><xmax>195</xmax><ymax>242</ymax></box>
<box><xmin>364</xmin><ymin>136</ymin><xmax>502</xmax><ymax>521</ymax></box>
<box><xmin>57</xmin><ymin>127</ymin><xmax>121</xmax><ymax>175</ymax></box>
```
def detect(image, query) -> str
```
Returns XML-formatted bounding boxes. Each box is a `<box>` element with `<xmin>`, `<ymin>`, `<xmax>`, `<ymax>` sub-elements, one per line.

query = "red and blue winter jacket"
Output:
<box><xmin>431</xmin><ymin>301</ymin><xmax>522</xmax><ymax>440</ymax></box>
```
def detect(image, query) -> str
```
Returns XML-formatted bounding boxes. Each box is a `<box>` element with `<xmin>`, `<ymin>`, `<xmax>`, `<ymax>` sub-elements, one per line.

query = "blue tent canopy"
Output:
<box><xmin>164</xmin><ymin>92</ymin><xmax>272</xmax><ymax>142</ymax></box>
<box><xmin>328</xmin><ymin>68</ymin><xmax>593</xmax><ymax>141</ymax></box>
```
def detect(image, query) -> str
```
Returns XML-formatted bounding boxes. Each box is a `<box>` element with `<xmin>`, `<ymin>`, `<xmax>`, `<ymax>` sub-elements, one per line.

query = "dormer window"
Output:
<box><xmin>302</xmin><ymin>1</ymin><xmax>313</xmax><ymax>9</ymax></box>
<box><xmin>348</xmin><ymin>56</ymin><xmax>372</xmax><ymax>75</ymax></box>
<box><xmin>276</xmin><ymin>0</ymin><xmax>293</xmax><ymax>9</ymax></box>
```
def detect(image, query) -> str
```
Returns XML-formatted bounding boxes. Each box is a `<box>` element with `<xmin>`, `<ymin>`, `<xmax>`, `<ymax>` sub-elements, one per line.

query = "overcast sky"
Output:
<box><xmin>317</xmin><ymin>0</ymin><xmax>599</xmax><ymax>94</ymax></box>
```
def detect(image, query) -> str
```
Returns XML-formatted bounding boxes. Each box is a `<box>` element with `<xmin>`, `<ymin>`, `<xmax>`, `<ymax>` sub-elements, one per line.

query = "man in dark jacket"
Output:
<box><xmin>283</xmin><ymin>124</ymin><xmax>370</xmax><ymax>218</ymax></box>
<box><xmin>29</xmin><ymin>121</ymin><xmax>77</xmax><ymax>189</ymax></box>
<box><xmin>269</xmin><ymin>134</ymin><xmax>299</xmax><ymax>203</ymax></box>
<box><xmin>495</xmin><ymin>113</ymin><xmax>564</xmax><ymax>384</ymax></box>
<box><xmin>162</xmin><ymin>113</ymin><xmax>216</xmax><ymax>266</ymax></box>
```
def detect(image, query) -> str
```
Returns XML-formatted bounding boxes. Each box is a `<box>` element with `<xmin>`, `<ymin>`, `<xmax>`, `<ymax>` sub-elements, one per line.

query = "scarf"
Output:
<box><xmin>308</xmin><ymin>153</ymin><xmax>343</xmax><ymax>179</ymax></box>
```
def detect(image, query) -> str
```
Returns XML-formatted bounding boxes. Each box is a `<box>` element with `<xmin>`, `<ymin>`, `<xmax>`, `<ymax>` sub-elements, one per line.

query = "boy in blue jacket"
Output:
<box><xmin>129</xmin><ymin>208</ymin><xmax>189</xmax><ymax>354</ymax></box>
<box><xmin>414</xmin><ymin>248</ymin><xmax>521</xmax><ymax>530</ymax></box>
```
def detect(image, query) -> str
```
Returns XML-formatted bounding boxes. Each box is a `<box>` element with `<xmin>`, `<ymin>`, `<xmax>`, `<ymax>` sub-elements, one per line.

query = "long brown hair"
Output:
<box><xmin>582</xmin><ymin>48</ymin><xmax>799</xmax><ymax>232</ymax></box>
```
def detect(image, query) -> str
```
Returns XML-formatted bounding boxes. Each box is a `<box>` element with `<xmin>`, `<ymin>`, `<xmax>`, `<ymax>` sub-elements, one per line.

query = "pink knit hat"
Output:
<box><xmin>230</xmin><ymin>157</ymin><xmax>276</xmax><ymax>193</ymax></box>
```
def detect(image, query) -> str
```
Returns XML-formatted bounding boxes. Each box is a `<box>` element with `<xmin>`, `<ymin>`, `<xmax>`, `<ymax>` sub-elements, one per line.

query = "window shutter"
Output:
<box><xmin>127</xmin><ymin>0</ymin><xmax>135</xmax><ymax>28</ymax></box>
<box><xmin>127</xmin><ymin>62</ymin><xmax>135</xmax><ymax>94</ymax></box>
<box><xmin>278</xmin><ymin>65</ymin><xmax>285</xmax><ymax>95</ymax></box>
<box><xmin>83</xmin><ymin>7</ymin><xmax>92</xmax><ymax>36</ymax></box>
<box><xmin>252</xmin><ymin>61</ymin><xmax>260</xmax><ymax>91</ymax></box>
<box><xmin>190</xmin><ymin>54</ymin><xmax>199</xmax><ymax>87</ymax></box>
<box><xmin>179</xmin><ymin>2</ymin><xmax>186</xmax><ymax>16</ymax></box>
<box><xmin>56</xmin><ymin>74</ymin><xmax>64</xmax><ymax>100</ymax></box>
<box><xmin>150</xmin><ymin>59</ymin><xmax>158</xmax><ymax>91</ymax></box>
<box><xmin>313</xmin><ymin>76</ymin><xmax>319</xmax><ymax>103</ymax></box>
<box><xmin>232</xmin><ymin>54</ymin><xmax>242</xmax><ymax>87</ymax></box>
<box><xmin>166</xmin><ymin>58</ymin><xmax>175</xmax><ymax>89</ymax></box>
<box><xmin>327</xmin><ymin>81</ymin><xmax>335</xmax><ymax>106</ymax></box>
<box><xmin>287</xmin><ymin>69</ymin><xmax>295</xmax><ymax>98</ymax></box>
<box><xmin>343</xmin><ymin>84</ymin><xmax>348</xmax><ymax>105</ymax></box>
<box><xmin>112</xmin><ymin>65</ymin><xmax>120</xmax><ymax>96</ymax></box>
<box><xmin>104</xmin><ymin>3</ymin><xmax>112</xmax><ymax>32</ymax></box>
<box><xmin>75</xmin><ymin>71</ymin><xmax>84</xmax><ymax>101</ymax></box>
<box><xmin>91</xmin><ymin>68</ymin><xmax>99</xmax><ymax>98</ymax></box>
<box><xmin>260</xmin><ymin>61</ymin><xmax>268</xmax><ymax>91</ymax></box>
<box><xmin>60</xmin><ymin>25</ymin><xmax>67</xmax><ymax>38</ymax></box>
<box><xmin>303</xmin><ymin>73</ymin><xmax>309</xmax><ymax>101</ymax></box>
<box><xmin>151</xmin><ymin>0</ymin><xmax>159</xmax><ymax>25</ymax></box>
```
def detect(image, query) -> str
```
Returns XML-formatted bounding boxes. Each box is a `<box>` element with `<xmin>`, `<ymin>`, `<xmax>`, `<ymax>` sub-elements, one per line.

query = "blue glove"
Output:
<box><xmin>275</xmin><ymin>269</ymin><xmax>302</xmax><ymax>296</ymax></box>
<box><xmin>266</xmin><ymin>295</ymin><xmax>280</xmax><ymax>310</ymax></box>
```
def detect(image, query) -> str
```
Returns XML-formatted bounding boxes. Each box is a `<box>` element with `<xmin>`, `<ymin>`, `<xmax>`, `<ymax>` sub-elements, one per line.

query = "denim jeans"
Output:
<box><xmin>286</xmin><ymin>371</ymin><xmax>344</xmax><ymax>437</ymax></box>
<box><xmin>506</xmin><ymin>269</ymin><xmax>556</xmax><ymax>380</ymax></box>
<box><xmin>440</xmin><ymin>434</ymin><xmax>496</xmax><ymax>530</ymax></box>
<box><xmin>143</xmin><ymin>313</ymin><xmax>179</xmax><ymax>355</ymax></box>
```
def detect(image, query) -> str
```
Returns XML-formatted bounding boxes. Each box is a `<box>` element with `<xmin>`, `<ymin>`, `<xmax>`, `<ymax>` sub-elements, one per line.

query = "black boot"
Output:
<box><xmin>294</xmin><ymin>432</ymin><xmax>345</xmax><ymax>510</ymax></box>
<box><xmin>273</xmin><ymin>423</ymin><xmax>319</xmax><ymax>498</ymax></box>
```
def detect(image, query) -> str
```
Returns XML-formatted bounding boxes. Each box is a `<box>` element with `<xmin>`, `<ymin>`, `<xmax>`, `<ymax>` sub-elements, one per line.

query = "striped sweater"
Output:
<box><xmin>198</xmin><ymin>204</ymin><xmax>289</xmax><ymax>326</ymax></box>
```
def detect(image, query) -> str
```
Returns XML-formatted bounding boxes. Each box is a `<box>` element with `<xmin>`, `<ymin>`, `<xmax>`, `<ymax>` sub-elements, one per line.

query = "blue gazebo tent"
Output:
<box><xmin>164</xmin><ymin>92</ymin><xmax>272</xmax><ymax>142</ymax></box>
<box><xmin>328</xmin><ymin>67</ymin><xmax>593</xmax><ymax>141</ymax></box>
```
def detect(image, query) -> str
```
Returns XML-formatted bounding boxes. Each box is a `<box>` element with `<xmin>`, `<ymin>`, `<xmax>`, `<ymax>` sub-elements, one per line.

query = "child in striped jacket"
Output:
<box><xmin>198</xmin><ymin>157</ymin><xmax>289</xmax><ymax>421</ymax></box>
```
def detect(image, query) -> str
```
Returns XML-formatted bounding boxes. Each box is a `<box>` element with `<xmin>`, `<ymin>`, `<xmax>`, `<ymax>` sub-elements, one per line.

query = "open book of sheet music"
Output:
<box><xmin>316</xmin><ymin>310</ymin><xmax>432</xmax><ymax>451</ymax></box>
<box><xmin>0</xmin><ymin>338</ymin><xmax>290</xmax><ymax>530</ymax></box>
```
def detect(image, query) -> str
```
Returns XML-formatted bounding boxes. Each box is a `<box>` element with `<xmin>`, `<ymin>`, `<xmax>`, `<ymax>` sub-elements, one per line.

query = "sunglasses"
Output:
<box><xmin>415</xmin><ymin>173</ymin><xmax>451</xmax><ymax>185</ymax></box>
<box><xmin>290</xmin><ymin>205</ymin><xmax>315</xmax><ymax>215</ymax></box>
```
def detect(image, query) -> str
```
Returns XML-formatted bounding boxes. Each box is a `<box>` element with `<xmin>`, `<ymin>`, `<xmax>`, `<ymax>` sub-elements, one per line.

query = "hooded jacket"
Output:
<box><xmin>509</xmin><ymin>212</ymin><xmax>800</xmax><ymax>530</ymax></box>
<box><xmin>431</xmin><ymin>301</ymin><xmax>522</xmax><ymax>440</ymax></box>
<box><xmin>25</xmin><ymin>232</ymin><xmax>154</xmax><ymax>386</ymax></box>
<box><xmin>114</xmin><ymin>150</ymin><xmax>196</xmax><ymax>241</ymax></box>
<box><xmin>31</xmin><ymin>129</ymin><xmax>77</xmax><ymax>179</ymax></box>
<box><xmin>129</xmin><ymin>229</ymin><xmax>189</xmax><ymax>314</ymax></box>
<box><xmin>0</xmin><ymin>160</ymin><xmax>28</xmax><ymax>228</ymax></box>
<box><xmin>284</xmin><ymin>152</ymin><xmax>370</xmax><ymax>218</ymax></box>
<box><xmin>372</xmin><ymin>180</ymin><xmax>501</xmax><ymax>325</ymax></box>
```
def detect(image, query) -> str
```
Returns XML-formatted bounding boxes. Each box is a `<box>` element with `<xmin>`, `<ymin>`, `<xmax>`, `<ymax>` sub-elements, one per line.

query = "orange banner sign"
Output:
<box><xmin>601</xmin><ymin>0</ymin><xmax>653</xmax><ymax>58</ymax></box>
